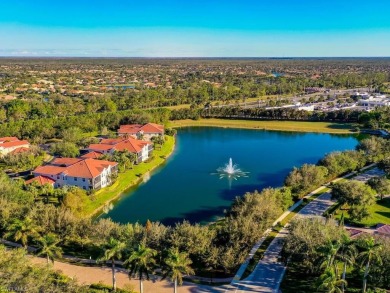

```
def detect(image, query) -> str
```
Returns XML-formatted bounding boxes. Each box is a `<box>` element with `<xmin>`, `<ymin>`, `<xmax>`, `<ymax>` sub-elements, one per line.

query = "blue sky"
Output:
<box><xmin>1</xmin><ymin>0</ymin><xmax>390</xmax><ymax>57</ymax></box>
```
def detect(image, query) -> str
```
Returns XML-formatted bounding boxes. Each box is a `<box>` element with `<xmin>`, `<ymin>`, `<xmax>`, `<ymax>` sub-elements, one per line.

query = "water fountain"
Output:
<box><xmin>214</xmin><ymin>158</ymin><xmax>249</xmax><ymax>180</ymax></box>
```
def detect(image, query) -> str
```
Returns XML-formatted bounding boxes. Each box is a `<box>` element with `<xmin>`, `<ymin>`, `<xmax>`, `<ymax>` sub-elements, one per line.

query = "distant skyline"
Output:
<box><xmin>1</xmin><ymin>0</ymin><xmax>390</xmax><ymax>57</ymax></box>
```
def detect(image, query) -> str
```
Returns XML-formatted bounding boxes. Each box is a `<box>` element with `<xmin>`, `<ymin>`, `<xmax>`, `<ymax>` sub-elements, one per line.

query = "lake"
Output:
<box><xmin>101</xmin><ymin>127</ymin><xmax>359</xmax><ymax>225</ymax></box>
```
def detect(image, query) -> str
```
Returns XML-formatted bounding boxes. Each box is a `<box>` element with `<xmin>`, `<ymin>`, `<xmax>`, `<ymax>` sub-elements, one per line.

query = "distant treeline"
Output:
<box><xmin>171</xmin><ymin>106</ymin><xmax>390</xmax><ymax>128</ymax></box>
<box><xmin>0</xmin><ymin>106</ymin><xmax>389</xmax><ymax>142</ymax></box>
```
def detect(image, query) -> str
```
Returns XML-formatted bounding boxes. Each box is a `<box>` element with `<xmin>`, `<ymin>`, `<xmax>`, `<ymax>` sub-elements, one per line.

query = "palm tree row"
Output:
<box><xmin>316</xmin><ymin>235</ymin><xmax>382</xmax><ymax>293</ymax></box>
<box><xmin>4</xmin><ymin>217</ymin><xmax>63</xmax><ymax>264</ymax></box>
<box><xmin>99</xmin><ymin>238</ymin><xmax>194</xmax><ymax>293</ymax></box>
<box><xmin>4</xmin><ymin>217</ymin><xmax>194</xmax><ymax>293</ymax></box>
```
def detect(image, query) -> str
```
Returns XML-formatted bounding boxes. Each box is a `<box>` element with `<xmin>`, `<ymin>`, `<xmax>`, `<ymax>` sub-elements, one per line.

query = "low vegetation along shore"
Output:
<box><xmin>170</xmin><ymin>119</ymin><xmax>356</xmax><ymax>134</ymax></box>
<box><xmin>83</xmin><ymin>135</ymin><xmax>175</xmax><ymax>217</ymax></box>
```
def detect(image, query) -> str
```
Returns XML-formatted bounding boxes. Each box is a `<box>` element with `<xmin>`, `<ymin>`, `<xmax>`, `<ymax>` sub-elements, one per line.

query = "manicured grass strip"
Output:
<box><xmin>169</xmin><ymin>119</ymin><xmax>356</xmax><ymax>134</ymax></box>
<box><xmin>334</xmin><ymin>197</ymin><xmax>390</xmax><ymax>227</ymax></box>
<box><xmin>81</xmin><ymin>136</ymin><xmax>175</xmax><ymax>216</ymax></box>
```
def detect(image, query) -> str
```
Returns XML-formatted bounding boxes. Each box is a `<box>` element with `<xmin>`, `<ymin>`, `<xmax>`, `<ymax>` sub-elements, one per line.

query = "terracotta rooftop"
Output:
<box><xmin>87</xmin><ymin>143</ymin><xmax>115</xmax><ymax>151</ymax></box>
<box><xmin>88</xmin><ymin>137</ymin><xmax>150</xmax><ymax>154</ymax></box>
<box><xmin>0</xmin><ymin>140</ymin><xmax>29</xmax><ymax>149</ymax></box>
<box><xmin>100</xmin><ymin>138</ymin><xmax>123</xmax><ymax>145</ymax></box>
<box><xmin>51</xmin><ymin>157</ymin><xmax>83</xmax><ymax>166</ymax></box>
<box><xmin>25</xmin><ymin>175</ymin><xmax>55</xmax><ymax>186</ymax></box>
<box><xmin>0</xmin><ymin>137</ymin><xmax>19</xmax><ymax>143</ymax></box>
<box><xmin>81</xmin><ymin>151</ymin><xmax>103</xmax><ymax>159</ymax></box>
<box><xmin>10</xmin><ymin>147</ymin><xmax>30</xmax><ymax>154</ymax></box>
<box><xmin>65</xmin><ymin>158</ymin><xmax>117</xmax><ymax>178</ymax></box>
<box><xmin>118</xmin><ymin>123</ymin><xmax>164</xmax><ymax>134</ymax></box>
<box><xmin>34</xmin><ymin>165</ymin><xmax>67</xmax><ymax>176</ymax></box>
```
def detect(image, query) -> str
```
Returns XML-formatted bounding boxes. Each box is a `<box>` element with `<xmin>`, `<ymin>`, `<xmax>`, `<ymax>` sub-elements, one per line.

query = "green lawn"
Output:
<box><xmin>334</xmin><ymin>197</ymin><xmax>390</xmax><ymax>227</ymax></box>
<box><xmin>169</xmin><ymin>119</ymin><xmax>356</xmax><ymax>134</ymax></box>
<box><xmin>81</xmin><ymin>135</ymin><xmax>175</xmax><ymax>216</ymax></box>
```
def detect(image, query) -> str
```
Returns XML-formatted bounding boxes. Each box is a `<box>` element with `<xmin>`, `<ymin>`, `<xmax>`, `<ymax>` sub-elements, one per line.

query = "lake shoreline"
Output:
<box><xmin>85</xmin><ymin>135</ymin><xmax>176</xmax><ymax>218</ymax></box>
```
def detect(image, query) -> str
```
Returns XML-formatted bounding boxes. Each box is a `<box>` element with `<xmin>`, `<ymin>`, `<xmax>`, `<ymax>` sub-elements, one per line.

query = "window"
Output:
<box><xmin>82</xmin><ymin>178</ymin><xmax>86</xmax><ymax>182</ymax></box>
<box><xmin>57</xmin><ymin>176</ymin><xmax>60</xmax><ymax>179</ymax></box>
<box><xmin>74</xmin><ymin>177</ymin><xmax>77</xmax><ymax>181</ymax></box>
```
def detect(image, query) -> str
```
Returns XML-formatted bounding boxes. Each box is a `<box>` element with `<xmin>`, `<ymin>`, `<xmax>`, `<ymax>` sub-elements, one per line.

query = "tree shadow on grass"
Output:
<box><xmin>376</xmin><ymin>211</ymin><xmax>390</xmax><ymax>219</ymax></box>
<box><xmin>325</xmin><ymin>123</ymin><xmax>354</xmax><ymax>130</ymax></box>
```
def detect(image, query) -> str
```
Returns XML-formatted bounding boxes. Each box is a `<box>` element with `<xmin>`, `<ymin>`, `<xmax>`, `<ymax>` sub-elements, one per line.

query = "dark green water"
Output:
<box><xmin>101</xmin><ymin>127</ymin><xmax>359</xmax><ymax>225</ymax></box>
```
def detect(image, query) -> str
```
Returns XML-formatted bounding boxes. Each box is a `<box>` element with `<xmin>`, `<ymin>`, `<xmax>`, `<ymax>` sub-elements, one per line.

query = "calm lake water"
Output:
<box><xmin>101</xmin><ymin>127</ymin><xmax>359</xmax><ymax>225</ymax></box>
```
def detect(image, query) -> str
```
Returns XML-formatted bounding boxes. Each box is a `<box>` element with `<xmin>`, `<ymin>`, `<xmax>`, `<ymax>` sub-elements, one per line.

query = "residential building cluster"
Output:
<box><xmin>25</xmin><ymin>123</ymin><xmax>164</xmax><ymax>191</ymax></box>
<box><xmin>356</xmin><ymin>92</ymin><xmax>390</xmax><ymax>110</ymax></box>
<box><xmin>0</xmin><ymin>137</ymin><xmax>30</xmax><ymax>156</ymax></box>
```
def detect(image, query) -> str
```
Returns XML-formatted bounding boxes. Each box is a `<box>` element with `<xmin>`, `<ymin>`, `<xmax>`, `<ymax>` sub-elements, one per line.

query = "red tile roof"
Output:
<box><xmin>114</xmin><ymin>138</ymin><xmax>150</xmax><ymax>153</ymax></box>
<box><xmin>81</xmin><ymin>151</ymin><xmax>103</xmax><ymax>159</ymax></box>
<box><xmin>0</xmin><ymin>137</ymin><xmax>19</xmax><ymax>143</ymax></box>
<box><xmin>65</xmin><ymin>158</ymin><xmax>117</xmax><ymax>178</ymax></box>
<box><xmin>87</xmin><ymin>144</ymin><xmax>115</xmax><ymax>151</ymax></box>
<box><xmin>51</xmin><ymin>157</ymin><xmax>82</xmax><ymax>166</ymax></box>
<box><xmin>100</xmin><ymin>138</ymin><xmax>123</xmax><ymax>145</ymax></box>
<box><xmin>34</xmin><ymin>165</ymin><xmax>67</xmax><ymax>176</ymax></box>
<box><xmin>140</xmin><ymin>123</ymin><xmax>164</xmax><ymax>133</ymax></box>
<box><xmin>10</xmin><ymin>147</ymin><xmax>30</xmax><ymax>154</ymax></box>
<box><xmin>0</xmin><ymin>140</ymin><xmax>29</xmax><ymax>149</ymax></box>
<box><xmin>118</xmin><ymin>124</ymin><xmax>142</xmax><ymax>134</ymax></box>
<box><xmin>88</xmin><ymin>137</ymin><xmax>150</xmax><ymax>154</ymax></box>
<box><xmin>118</xmin><ymin>123</ymin><xmax>164</xmax><ymax>135</ymax></box>
<box><xmin>25</xmin><ymin>175</ymin><xmax>55</xmax><ymax>186</ymax></box>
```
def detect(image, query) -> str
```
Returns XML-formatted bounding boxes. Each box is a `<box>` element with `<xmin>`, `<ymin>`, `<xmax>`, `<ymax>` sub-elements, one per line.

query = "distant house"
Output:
<box><xmin>0</xmin><ymin>137</ymin><xmax>30</xmax><ymax>156</ymax></box>
<box><xmin>305</xmin><ymin>87</ymin><xmax>323</xmax><ymax>94</ymax></box>
<box><xmin>358</xmin><ymin>96</ymin><xmax>390</xmax><ymax>109</ymax></box>
<box><xmin>118</xmin><ymin>123</ymin><xmax>164</xmax><ymax>141</ymax></box>
<box><xmin>32</xmin><ymin>158</ymin><xmax>118</xmax><ymax>190</ymax></box>
<box><xmin>87</xmin><ymin>137</ymin><xmax>152</xmax><ymax>163</ymax></box>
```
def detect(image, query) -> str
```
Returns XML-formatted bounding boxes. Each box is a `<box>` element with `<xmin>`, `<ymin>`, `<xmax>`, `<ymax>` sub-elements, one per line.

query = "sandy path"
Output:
<box><xmin>30</xmin><ymin>257</ymin><xmax>222</xmax><ymax>293</ymax></box>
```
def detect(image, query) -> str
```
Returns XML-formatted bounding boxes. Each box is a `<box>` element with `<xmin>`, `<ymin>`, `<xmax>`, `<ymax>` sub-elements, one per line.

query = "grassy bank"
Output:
<box><xmin>334</xmin><ymin>197</ymin><xmax>390</xmax><ymax>226</ymax></box>
<box><xmin>81</xmin><ymin>135</ymin><xmax>175</xmax><ymax>217</ymax></box>
<box><xmin>169</xmin><ymin>119</ymin><xmax>356</xmax><ymax>134</ymax></box>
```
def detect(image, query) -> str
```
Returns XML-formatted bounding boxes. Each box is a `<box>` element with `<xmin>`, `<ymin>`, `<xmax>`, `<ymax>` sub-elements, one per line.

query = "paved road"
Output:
<box><xmin>220</xmin><ymin>193</ymin><xmax>335</xmax><ymax>293</ymax></box>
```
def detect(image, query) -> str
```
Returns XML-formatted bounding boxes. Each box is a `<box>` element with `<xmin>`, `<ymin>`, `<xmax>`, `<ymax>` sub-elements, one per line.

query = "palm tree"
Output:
<box><xmin>162</xmin><ymin>248</ymin><xmax>195</xmax><ymax>293</ymax></box>
<box><xmin>357</xmin><ymin>237</ymin><xmax>382</xmax><ymax>293</ymax></box>
<box><xmin>36</xmin><ymin>233</ymin><xmax>63</xmax><ymax>264</ymax></box>
<box><xmin>124</xmin><ymin>244</ymin><xmax>157</xmax><ymax>293</ymax></box>
<box><xmin>4</xmin><ymin>217</ymin><xmax>39</xmax><ymax>248</ymax></box>
<box><xmin>98</xmin><ymin>237</ymin><xmax>126</xmax><ymax>292</ymax></box>
<box><xmin>40</xmin><ymin>183</ymin><xmax>54</xmax><ymax>203</ymax></box>
<box><xmin>336</xmin><ymin>234</ymin><xmax>356</xmax><ymax>293</ymax></box>
<box><xmin>317</xmin><ymin>240</ymin><xmax>341</xmax><ymax>271</ymax></box>
<box><xmin>317</xmin><ymin>267</ymin><xmax>347</xmax><ymax>293</ymax></box>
